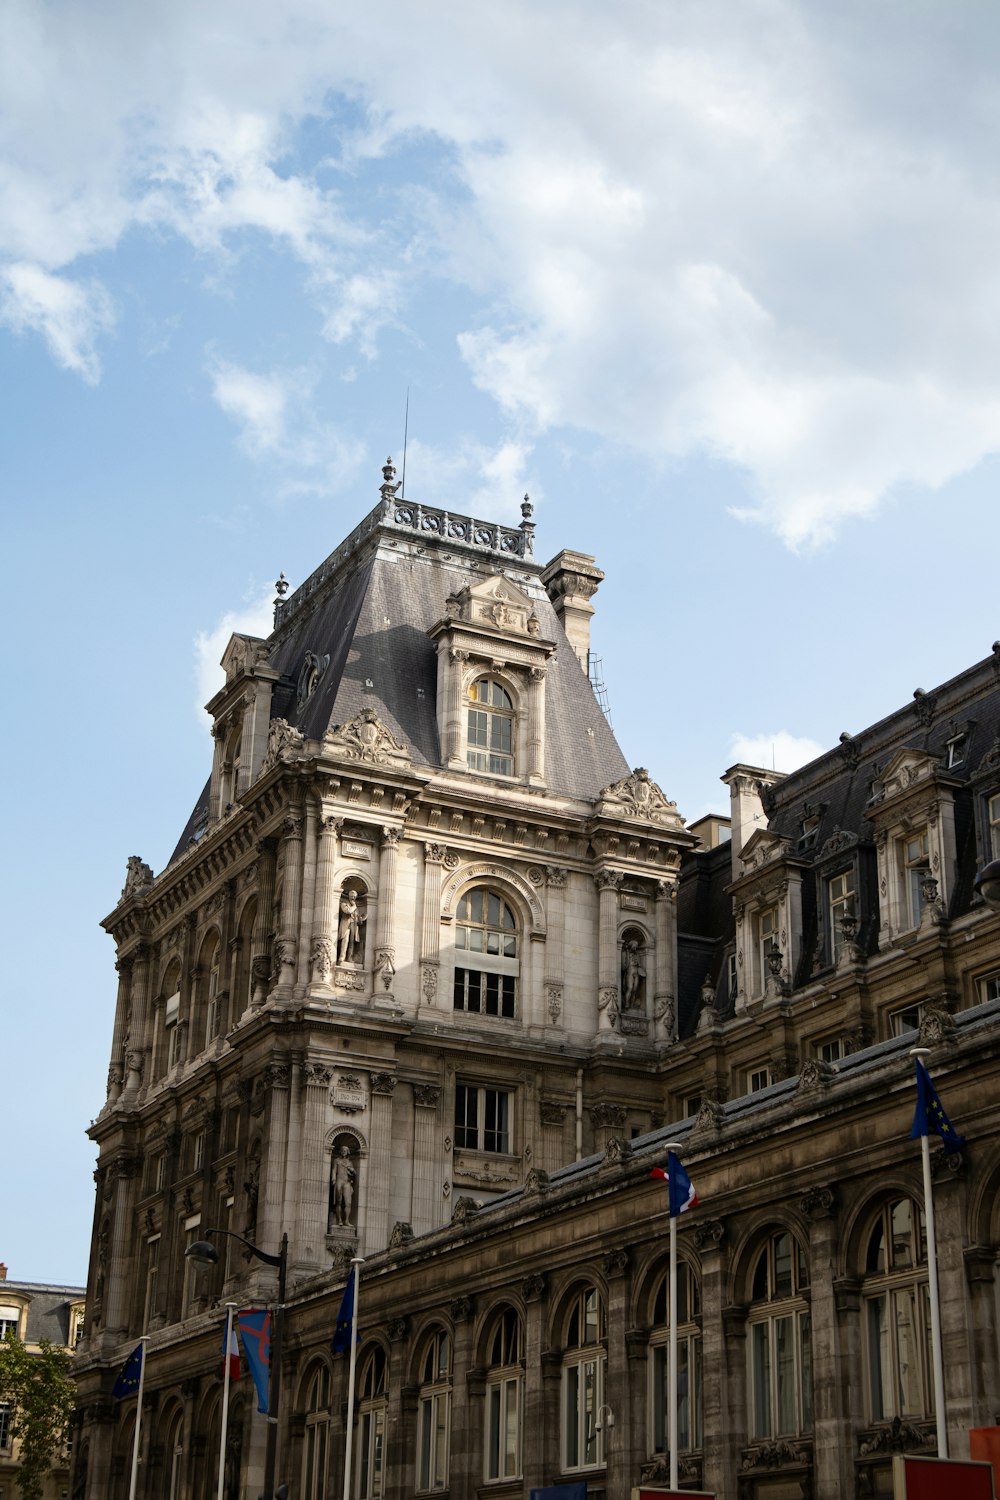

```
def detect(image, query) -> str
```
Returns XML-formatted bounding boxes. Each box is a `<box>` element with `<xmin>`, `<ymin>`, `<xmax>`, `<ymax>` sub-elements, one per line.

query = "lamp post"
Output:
<box><xmin>974</xmin><ymin>858</ymin><xmax>1000</xmax><ymax>911</ymax></box>
<box><xmin>185</xmin><ymin>1227</ymin><xmax>288</xmax><ymax>1500</ymax></box>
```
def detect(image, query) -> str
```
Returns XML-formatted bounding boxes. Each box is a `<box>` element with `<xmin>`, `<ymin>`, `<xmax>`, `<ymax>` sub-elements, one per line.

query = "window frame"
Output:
<box><xmin>355</xmin><ymin>1347</ymin><xmax>388</xmax><ymax>1500</ymax></box>
<box><xmin>746</xmin><ymin>1231</ymin><xmax>813</xmax><ymax>1442</ymax></box>
<box><xmin>649</xmin><ymin>1261</ymin><xmax>702</xmax><ymax>1457</ymax></box>
<box><xmin>989</xmin><ymin>792</ymin><xmax>1000</xmax><ymax>861</ymax></box>
<box><xmin>898</xmin><ymin>829</ymin><xmax>930</xmax><ymax>929</ymax></box>
<box><xmin>827</xmin><ymin>867</ymin><xmax>856</xmax><ymax>964</ymax></box>
<box><xmin>863</xmin><ymin>1198</ymin><xmax>933</xmax><ymax>1424</ymax></box>
<box><xmin>561</xmin><ymin>1287</ymin><xmax>607</xmax><ymax>1474</ymax></box>
<box><xmin>485</xmin><ymin>1308</ymin><xmax>523</xmax><ymax>1484</ymax></box>
<box><xmin>453</xmin><ymin>887</ymin><xmax>520</xmax><ymax>1020</ymax></box>
<box><xmin>455</xmin><ymin>1083</ymin><xmax>512</xmax><ymax>1155</ymax></box>
<box><xmin>466</xmin><ymin>676</ymin><xmax>516</xmax><ymax>777</ymax></box>
<box><xmin>301</xmin><ymin>1363</ymin><xmax>331</xmax><ymax>1500</ymax></box>
<box><xmin>416</xmin><ymin>1330</ymin><xmax>452</xmax><ymax>1494</ymax></box>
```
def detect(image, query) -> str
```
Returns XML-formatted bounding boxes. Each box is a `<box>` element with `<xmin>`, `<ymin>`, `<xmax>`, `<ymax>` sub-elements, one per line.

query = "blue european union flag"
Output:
<box><xmin>911</xmin><ymin>1058</ymin><xmax>966</xmax><ymax>1154</ymax></box>
<box><xmin>330</xmin><ymin>1265</ymin><xmax>356</xmax><ymax>1355</ymax></box>
<box><xmin>112</xmin><ymin>1342</ymin><xmax>144</xmax><ymax>1400</ymax></box>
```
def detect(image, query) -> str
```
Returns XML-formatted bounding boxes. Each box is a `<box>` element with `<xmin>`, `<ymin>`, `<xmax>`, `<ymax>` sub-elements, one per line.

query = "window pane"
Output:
<box><xmin>565</xmin><ymin>1365</ymin><xmax>580</xmax><ymax>1467</ymax></box>
<box><xmin>503</xmin><ymin>1377</ymin><xmax>519</xmax><ymax>1476</ymax></box>
<box><xmin>487</xmin><ymin>1384</ymin><xmax>501</xmax><ymax>1479</ymax></box>
<box><xmin>890</xmin><ymin>1200</ymin><xmax>914</xmax><ymax>1269</ymax></box>
<box><xmin>752</xmin><ymin>1323</ymin><xmax>772</xmax><ymax>1439</ymax></box>
<box><xmin>893</xmin><ymin>1287</ymin><xmax>923</xmax><ymax>1416</ymax></box>
<box><xmin>583</xmin><ymin>1359</ymin><xmax>598</xmax><ymax>1466</ymax></box>
<box><xmin>800</xmin><ymin>1312</ymin><xmax>813</xmax><ymax>1430</ymax></box>
<box><xmin>773</xmin><ymin>1234</ymin><xmax>793</xmax><ymax>1298</ymax></box>
<box><xmin>652</xmin><ymin>1344</ymin><xmax>667</xmax><ymax>1452</ymax></box>
<box><xmin>775</xmin><ymin>1315</ymin><xmax>795</xmax><ymax>1434</ymax></box>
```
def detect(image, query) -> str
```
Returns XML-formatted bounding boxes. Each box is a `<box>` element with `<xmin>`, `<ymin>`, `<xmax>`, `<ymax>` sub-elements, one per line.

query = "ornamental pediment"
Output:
<box><xmin>444</xmin><ymin>575</ymin><xmax>541</xmax><ymax>639</ymax></box>
<box><xmin>323</xmin><ymin>709</ymin><xmax>411</xmax><ymax>767</ymax></box>
<box><xmin>220</xmin><ymin>631</ymin><xmax>268</xmax><ymax>683</ymax></box>
<box><xmin>740</xmin><ymin>827</ymin><xmax>793</xmax><ymax>872</ymax></box>
<box><xmin>877</xmin><ymin>747</ymin><xmax>940</xmax><ymax>803</ymax></box>
<box><xmin>596</xmin><ymin>768</ymin><xmax>684</xmax><ymax>829</ymax></box>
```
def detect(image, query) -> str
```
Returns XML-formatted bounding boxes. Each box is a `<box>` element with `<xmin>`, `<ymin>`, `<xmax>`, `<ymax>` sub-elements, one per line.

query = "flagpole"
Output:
<box><xmin>911</xmin><ymin>1048</ymin><xmax>948</xmax><ymax>1457</ymax></box>
<box><xmin>127</xmin><ymin>1335</ymin><xmax>149</xmax><ymax>1500</ymax></box>
<box><xmin>664</xmin><ymin>1139</ymin><xmax>683</xmax><ymax>1493</ymax></box>
<box><xmin>217</xmin><ymin>1302</ymin><xmax>237</xmax><ymax>1500</ymax></box>
<box><xmin>342</xmin><ymin>1256</ymin><xmax>365</xmax><ymax>1500</ymax></box>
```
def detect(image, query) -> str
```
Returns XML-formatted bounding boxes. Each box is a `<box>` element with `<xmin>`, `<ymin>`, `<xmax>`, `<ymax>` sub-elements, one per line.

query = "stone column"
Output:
<box><xmin>295</xmin><ymin>797</ymin><xmax>318</xmax><ymax>996</ymax></box>
<box><xmin>387</xmin><ymin>1320</ymin><xmax>413</xmax><ymax>1500</ymax></box>
<box><xmin>522</xmin><ymin>1274</ymin><xmax>551</xmax><ymax>1494</ymax></box>
<box><xmin>107</xmin><ymin>956</ymin><xmax>133</xmax><ymax>1103</ymax></box>
<box><xmin>81</xmin><ymin>1405</ymin><xmax>117</xmax><ymax>1500</ymax></box>
<box><xmin>419</xmin><ymin>844</ymin><xmax>446</xmax><ymax>1006</ymax></box>
<box><xmin>654</xmin><ymin>878</ymin><xmax>678</xmax><ymax>1041</ymax></box>
<box><xmin>697</xmin><ymin>1220</ymin><xmax>743</xmax><ymax>1500</ymax></box>
<box><xmin>449</xmin><ymin>1296</ymin><xmax>476</xmax><ymax>1491</ymax></box>
<box><xmin>802</xmin><ymin>1187</ymin><xmax>852</xmax><ymax>1498</ymax></box>
<box><xmin>603</xmin><ymin>1249</ymin><xmax>633</xmax><ymax>1494</ymax></box>
<box><xmin>374</xmin><ymin>827</ymin><xmax>401</xmax><ymax>994</ymax></box>
<box><xmin>410</xmin><ymin>1085</ymin><xmax>441</xmax><ymax>1235</ymax></box>
<box><xmin>365</xmin><ymin>1073</ymin><xmax>395</xmax><ymax>1255</ymax></box>
<box><xmin>526</xmin><ymin>666</ymin><xmax>546</xmax><ymax>784</ymax></box>
<box><xmin>965</xmin><ymin>1247</ymin><xmax>1000</xmax><ymax>1425</ymax></box>
<box><xmin>124</xmin><ymin>946</ymin><xmax>152</xmax><ymax>1095</ymax></box>
<box><xmin>442</xmin><ymin>648</ymin><xmax>468</xmax><ymax>769</ymax></box>
<box><xmin>104</xmin><ymin>1154</ymin><xmax>142</xmax><ymax>1337</ymax></box>
<box><xmin>543</xmin><ymin>868</ymin><xmax>567</xmax><ymax>1028</ymax></box>
<box><xmin>310</xmin><ymin>816</ymin><xmax>342</xmax><ymax>986</ymax></box>
<box><xmin>276</xmin><ymin>812</ymin><xmax>304</xmax><ymax>996</ymax></box>
<box><xmin>257</xmin><ymin>1064</ymin><xmax>291</xmax><ymax>1261</ymax></box>
<box><xmin>294</xmin><ymin>1061</ymin><xmax>332</xmax><ymax>1270</ymax></box>
<box><xmin>937</xmin><ymin>1171</ymin><xmax>975</xmax><ymax>1448</ymax></box>
<box><xmin>249</xmin><ymin>837</ymin><xmax>277</xmax><ymax>1011</ymax></box>
<box><xmin>595</xmin><ymin>871</ymin><xmax>622</xmax><ymax>1033</ymax></box>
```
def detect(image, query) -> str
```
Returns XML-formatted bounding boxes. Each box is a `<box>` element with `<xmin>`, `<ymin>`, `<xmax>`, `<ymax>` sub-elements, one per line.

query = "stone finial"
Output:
<box><xmin>380</xmin><ymin>457</ymin><xmax>401</xmax><ymax>505</ymax></box>
<box><xmin>274</xmin><ymin>571</ymin><xmax>289</xmax><ymax>599</ymax></box>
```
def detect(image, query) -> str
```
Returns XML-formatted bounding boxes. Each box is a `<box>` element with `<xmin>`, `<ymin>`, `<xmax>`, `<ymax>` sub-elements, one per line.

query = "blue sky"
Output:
<box><xmin>3</xmin><ymin>0</ymin><xmax>999</xmax><ymax>1285</ymax></box>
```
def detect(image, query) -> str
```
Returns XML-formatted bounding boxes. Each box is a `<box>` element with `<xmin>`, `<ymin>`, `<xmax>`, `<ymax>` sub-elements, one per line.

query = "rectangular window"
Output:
<box><xmin>748</xmin><ymin>1067</ymin><xmax>772</xmax><ymax>1095</ymax></box>
<box><xmin>455</xmin><ymin>1085</ymin><xmax>510</xmax><ymax>1154</ymax></box>
<box><xmin>726</xmin><ymin>952</ymin><xmax>738</xmax><ymax>1000</ymax></box>
<box><xmin>358</xmin><ymin>1408</ymin><xmax>385</xmax><ymax>1499</ymax></box>
<box><xmin>193</xmin><ymin>1133</ymin><xmax>205</xmax><ymax>1172</ymax></box>
<box><xmin>685</xmin><ymin>1094</ymin><xmax>703</xmax><ymax>1119</ymax></box>
<box><xmin>563</xmin><ymin>1356</ymin><xmax>605</xmax><ymax>1471</ymax></box>
<box><xmin>866</xmin><ymin>1287</ymin><xmax>933</xmax><ymax>1421</ymax></box>
<box><xmin>143</xmin><ymin>1237</ymin><xmax>160</xmax><ymax>1331</ymax></box>
<box><xmin>756</xmin><ymin>906</ymin><xmax>779</xmax><ymax>991</ymax></box>
<box><xmin>0</xmin><ymin>1403</ymin><xmax>11</xmax><ymax>1450</ymax></box>
<box><xmin>979</xmin><ymin>972</ymin><xmax>1000</xmax><ymax>1004</ymax></box>
<box><xmin>180</xmin><ymin>1221</ymin><xmax>201</xmax><ymax>1319</ymax></box>
<box><xmin>0</xmin><ymin>1317</ymin><xmax>19</xmax><ymax>1343</ymax></box>
<box><xmin>486</xmin><ymin>1376</ymin><xmax>521</xmax><ymax>1481</ymax></box>
<box><xmin>205</xmin><ymin>963</ymin><xmax>220</xmax><ymax>1048</ymax></box>
<box><xmin>817</xmin><ymin>1037</ymin><xmax>845</xmax><ymax>1066</ymax></box>
<box><xmin>900</xmin><ymin>830</ymin><xmax>930</xmax><ymax>927</ymax></box>
<box><xmin>750</xmin><ymin>1311</ymin><xmax>811</xmax><ymax>1438</ymax></box>
<box><xmin>828</xmin><ymin>869</ymin><xmax>856</xmax><ymax>963</ymax></box>
<box><xmin>989</xmin><ymin>793</ymin><xmax>1000</xmax><ymax>860</ymax></box>
<box><xmin>453</xmin><ymin>967</ymin><xmax>516</xmax><ymax>1018</ymax></box>
<box><xmin>417</xmin><ymin>1392</ymin><xmax>450</xmax><ymax>1492</ymax></box>
<box><xmin>946</xmin><ymin>735</ymin><xmax>967</xmax><ymax>769</ymax></box>
<box><xmin>154</xmin><ymin>1154</ymin><xmax>166</xmax><ymax>1192</ymax></box>
<box><xmin>889</xmin><ymin>1003</ymin><xmax>924</xmax><ymax>1038</ymax></box>
<box><xmin>652</xmin><ymin>1338</ymin><xmax>702</xmax><ymax>1452</ymax></box>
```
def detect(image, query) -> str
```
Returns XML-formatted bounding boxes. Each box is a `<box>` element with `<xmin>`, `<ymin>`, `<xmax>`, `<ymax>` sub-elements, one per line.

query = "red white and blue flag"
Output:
<box><xmin>651</xmin><ymin>1150</ymin><xmax>699</xmax><ymax>1218</ymax></box>
<box><xmin>221</xmin><ymin>1318</ymin><xmax>241</xmax><ymax>1383</ymax></box>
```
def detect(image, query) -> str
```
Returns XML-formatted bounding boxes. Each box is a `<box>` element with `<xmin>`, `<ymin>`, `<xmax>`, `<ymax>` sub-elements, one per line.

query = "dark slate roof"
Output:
<box><xmin>676</xmin><ymin>840</ymin><xmax>735</xmax><ymax>1035</ymax></box>
<box><xmin>171</xmin><ymin>500</ymin><xmax>631</xmax><ymax>860</ymax></box>
<box><xmin>1</xmin><ymin>1281</ymin><xmax>85</xmax><ymax>1346</ymax></box>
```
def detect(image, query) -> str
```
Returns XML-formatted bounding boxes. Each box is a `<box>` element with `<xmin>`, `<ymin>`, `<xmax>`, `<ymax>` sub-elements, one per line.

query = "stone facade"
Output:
<box><xmin>0</xmin><ymin>1266</ymin><xmax>85</xmax><ymax>1500</ymax></box>
<box><xmin>71</xmin><ymin>474</ymin><xmax>1000</xmax><ymax>1499</ymax></box>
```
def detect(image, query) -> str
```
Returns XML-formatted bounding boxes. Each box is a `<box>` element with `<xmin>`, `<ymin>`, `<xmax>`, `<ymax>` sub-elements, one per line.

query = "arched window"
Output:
<box><xmin>159</xmin><ymin>959</ymin><xmax>182</xmax><ymax>1079</ymax></box>
<box><xmin>356</xmin><ymin>1346</ymin><xmax>388</xmax><ymax>1500</ymax></box>
<box><xmin>485</xmin><ymin>1307</ymin><xmax>523</xmax><ymax>1483</ymax></box>
<box><xmin>197</xmin><ymin>932</ymin><xmax>222</xmax><ymax>1053</ymax></box>
<box><xmin>747</xmin><ymin>1230</ymin><xmax>812</xmax><ymax>1440</ymax></box>
<box><xmin>650</xmin><ymin>1262</ymin><xmax>702</xmax><ymax>1455</ymax></box>
<box><xmin>453</xmin><ymin>888</ymin><xmax>519</xmax><ymax>1018</ymax></box>
<box><xmin>161</xmin><ymin>1406</ymin><xmax>184</xmax><ymax>1500</ymax></box>
<box><xmin>301</xmin><ymin>1363</ymin><xmax>331</xmax><ymax>1500</ymax></box>
<box><xmin>467</xmin><ymin>678</ymin><xmax>515</xmax><ymax>775</ymax></box>
<box><xmin>417</xmin><ymin>1329</ymin><xmax>451</xmax><ymax>1493</ymax></box>
<box><xmin>562</xmin><ymin>1286</ymin><xmax>606</xmax><ymax>1473</ymax></box>
<box><xmin>864</xmin><ymin>1197</ymin><xmax>932</xmax><ymax>1421</ymax></box>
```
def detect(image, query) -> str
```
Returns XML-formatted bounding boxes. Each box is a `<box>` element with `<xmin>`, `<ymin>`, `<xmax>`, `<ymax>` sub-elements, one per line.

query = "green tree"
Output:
<box><xmin>0</xmin><ymin>1335</ymin><xmax>76</xmax><ymax>1500</ymax></box>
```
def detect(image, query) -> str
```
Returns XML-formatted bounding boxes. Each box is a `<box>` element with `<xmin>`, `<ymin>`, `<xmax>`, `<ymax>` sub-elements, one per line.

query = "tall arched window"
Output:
<box><xmin>161</xmin><ymin>1406</ymin><xmax>184</xmax><ymax>1500</ymax></box>
<box><xmin>650</xmin><ymin>1262</ymin><xmax>702</xmax><ymax>1456</ymax></box>
<box><xmin>485</xmin><ymin>1306</ymin><xmax>523</xmax><ymax>1483</ymax></box>
<box><xmin>747</xmin><ymin>1230</ymin><xmax>813</xmax><ymax>1441</ymax></box>
<box><xmin>467</xmin><ymin>678</ymin><xmax>515</xmax><ymax>775</ymax></box>
<box><xmin>356</xmin><ymin>1346</ymin><xmax>388</xmax><ymax>1500</ymax></box>
<box><xmin>864</xmin><ymin>1197</ymin><xmax>932</xmax><ymax>1422</ymax></box>
<box><xmin>301</xmin><ymin>1362</ymin><xmax>331</xmax><ymax>1500</ymax></box>
<box><xmin>453</xmin><ymin>888</ymin><xmax>519</xmax><ymax>1018</ymax></box>
<box><xmin>417</xmin><ymin>1328</ymin><xmax>451</xmax><ymax>1493</ymax></box>
<box><xmin>562</xmin><ymin>1286</ymin><xmax>606</xmax><ymax>1473</ymax></box>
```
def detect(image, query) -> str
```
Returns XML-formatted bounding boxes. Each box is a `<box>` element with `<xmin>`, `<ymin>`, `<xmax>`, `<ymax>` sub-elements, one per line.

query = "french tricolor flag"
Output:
<box><xmin>221</xmin><ymin>1320</ymin><xmax>241</xmax><ymax>1383</ymax></box>
<box><xmin>651</xmin><ymin>1150</ymin><xmax>699</xmax><ymax>1218</ymax></box>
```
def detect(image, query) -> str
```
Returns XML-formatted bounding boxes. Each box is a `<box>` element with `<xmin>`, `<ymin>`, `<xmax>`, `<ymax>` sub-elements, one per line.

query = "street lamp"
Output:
<box><xmin>974</xmin><ymin>858</ymin><xmax>1000</xmax><ymax>911</ymax></box>
<box><xmin>185</xmin><ymin>1227</ymin><xmax>288</xmax><ymax>1500</ymax></box>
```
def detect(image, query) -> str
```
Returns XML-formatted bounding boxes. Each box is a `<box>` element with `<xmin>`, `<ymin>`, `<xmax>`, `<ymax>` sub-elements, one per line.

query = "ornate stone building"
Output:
<box><xmin>72</xmin><ymin>471</ymin><xmax>1000</xmax><ymax>1499</ymax></box>
<box><xmin>0</xmin><ymin>1264</ymin><xmax>85</xmax><ymax>1500</ymax></box>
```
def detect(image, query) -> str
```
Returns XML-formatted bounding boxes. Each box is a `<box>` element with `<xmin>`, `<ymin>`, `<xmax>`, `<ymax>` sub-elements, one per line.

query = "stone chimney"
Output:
<box><xmin>721</xmin><ymin>764</ymin><xmax>785</xmax><ymax>880</ymax></box>
<box><xmin>0</xmin><ymin>1263</ymin><xmax>7</xmax><ymax>1281</ymax></box>
<box><xmin>540</xmin><ymin>550</ymin><xmax>604</xmax><ymax>670</ymax></box>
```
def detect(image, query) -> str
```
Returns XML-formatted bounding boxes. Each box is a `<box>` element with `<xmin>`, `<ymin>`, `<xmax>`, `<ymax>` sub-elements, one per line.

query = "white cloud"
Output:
<box><xmin>729</xmin><ymin>730</ymin><xmax>826</xmax><ymax>775</ymax></box>
<box><xmin>194</xmin><ymin>586</ymin><xmax>275</xmax><ymax>723</ymax></box>
<box><xmin>209</xmin><ymin>359</ymin><xmax>293</xmax><ymax>457</ymax></box>
<box><xmin>0</xmin><ymin>262</ymin><xmax>113</xmax><ymax>382</ymax></box>
<box><xmin>4</xmin><ymin>0</ymin><xmax>1000</xmax><ymax>540</ymax></box>
<box><xmin>397</xmin><ymin>437</ymin><xmax>536</xmax><ymax>522</ymax></box>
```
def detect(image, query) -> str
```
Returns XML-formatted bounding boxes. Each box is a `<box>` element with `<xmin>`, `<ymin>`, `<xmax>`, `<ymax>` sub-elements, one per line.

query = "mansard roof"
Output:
<box><xmin>171</xmin><ymin>486</ymin><xmax>629</xmax><ymax>861</ymax></box>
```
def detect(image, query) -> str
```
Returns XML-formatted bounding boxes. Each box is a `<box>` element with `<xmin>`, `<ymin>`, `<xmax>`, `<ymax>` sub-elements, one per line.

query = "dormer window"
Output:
<box><xmin>989</xmin><ymin>793</ymin><xmax>1000</xmax><ymax>860</ymax></box>
<box><xmin>945</xmin><ymin>734</ymin><xmax>967</xmax><ymax>769</ymax></box>
<box><xmin>900</xmin><ymin>830</ymin><xmax>930</xmax><ymax>928</ymax></box>
<box><xmin>799</xmin><ymin>814</ymin><xmax>821</xmax><ymax>850</ymax></box>
<box><xmin>467</xmin><ymin>678</ymin><xmax>514</xmax><ymax>776</ymax></box>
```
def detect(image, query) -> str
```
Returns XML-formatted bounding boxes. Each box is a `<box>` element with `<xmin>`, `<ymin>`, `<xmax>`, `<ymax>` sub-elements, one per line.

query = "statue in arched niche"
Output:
<box><xmin>329</xmin><ymin>1137</ymin><xmax>359</xmax><ymax>1229</ymax></box>
<box><xmin>337</xmin><ymin>883</ymin><xmax>367</xmax><ymax>966</ymax></box>
<box><xmin>620</xmin><ymin>929</ymin><xmax>647</xmax><ymax>1011</ymax></box>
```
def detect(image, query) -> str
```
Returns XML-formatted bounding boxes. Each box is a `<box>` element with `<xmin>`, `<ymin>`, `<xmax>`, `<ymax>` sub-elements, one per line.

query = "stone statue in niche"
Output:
<box><xmin>621</xmin><ymin>931</ymin><xmax>647</xmax><ymax>1010</ymax></box>
<box><xmin>337</xmin><ymin>887</ymin><xmax>367</xmax><ymax>965</ymax></box>
<box><xmin>329</xmin><ymin>1140</ymin><xmax>358</xmax><ymax>1229</ymax></box>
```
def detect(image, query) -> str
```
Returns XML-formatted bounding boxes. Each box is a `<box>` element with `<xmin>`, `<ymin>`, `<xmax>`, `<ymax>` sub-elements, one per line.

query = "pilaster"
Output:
<box><xmin>365</xmin><ymin>1073</ymin><xmax>395</xmax><ymax>1254</ymax></box>
<box><xmin>375</xmin><ymin>827</ymin><xmax>401</xmax><ymax>994</ymax></box>
<box><xmin>310</xmin><ymin>815</ymin><xmax>341</xmax><ymax>987</ymax></box>
<box><xmin>420</xmin><ymin>843</ymin><xmax>446</xmax><ymax>1006</ymax></box>
<box><xmin>276</xmin><ymin>812</ymin><xmax>304</xmax><ymax>996</ymax></box>
<box><xmin>595</xmin><ymin>870</ymin><xmax>623</xmax><ymax>1032</ymax></box>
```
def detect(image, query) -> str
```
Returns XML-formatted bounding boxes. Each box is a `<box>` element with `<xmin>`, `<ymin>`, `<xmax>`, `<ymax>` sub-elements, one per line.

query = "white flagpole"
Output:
<box><xmin>217</xmin><ymin>1302</ymin><xmax>237</xmax><ymax>1500</ymax></box>
<box><xmin>342</xmin><ymin>1257</ymin><xmax>365</xmax><ymax>1500</ymax></box>
<box><xmin>663</xmin><ymin>1139</ymin><xmax>683</xmax><ymax>1493</ymax></box>
<box><xmin>127</xmin><ymin>1335</ymin><xmax>149</xmax><ymax>1500</ymax></box>
<box><xmin>911</xmin><ymin>1047</ymin><xmax>948</xmax><ymax>1457</ymax></box>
